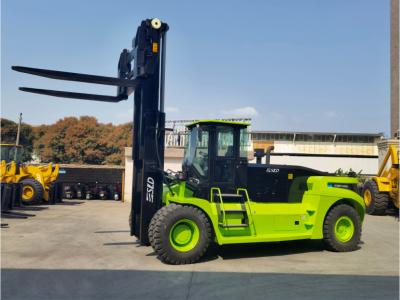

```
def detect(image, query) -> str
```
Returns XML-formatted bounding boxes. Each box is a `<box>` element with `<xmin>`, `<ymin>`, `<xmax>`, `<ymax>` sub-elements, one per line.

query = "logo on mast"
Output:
<box><xmin>146</xmin><ymin>177</ymin><xmax>155</xmax><ymax>203</ymax></box>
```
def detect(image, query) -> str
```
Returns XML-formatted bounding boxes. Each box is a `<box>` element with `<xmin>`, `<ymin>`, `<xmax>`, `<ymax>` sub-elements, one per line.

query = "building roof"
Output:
<box><xmin>251</xmin><ymin>130</ymin><xmax>384</xmax><ymax>144</ymax></box>
<box><xmin>166</xmin><ymin>118</ymin><xmax>251</xmax><ymax>125</ymax></box>
<box><xmin>187</xmin><ymin>119</ymin><xmax>250</xmax><ymax>128</ymax></box>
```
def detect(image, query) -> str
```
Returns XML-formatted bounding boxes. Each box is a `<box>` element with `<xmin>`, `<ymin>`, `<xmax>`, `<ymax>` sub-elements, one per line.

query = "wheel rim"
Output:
<box><xmin>334</xmin><ymin>216</ymin><xmax>355</xmax><ymax>243</ymax></box>
<box><xmin>169</xmin><ymin>219</ymin><xmax>200</xmax><ymax>252</ymax></box>
<box><xmin>364</xmin><ymin>189</ymin><xmax>372</xmax><ymax>207</ymax></box>
<box><xmin>22</xmin><ymin>185</ymin><xmax>35</xmax><ymax>200</ymax></box>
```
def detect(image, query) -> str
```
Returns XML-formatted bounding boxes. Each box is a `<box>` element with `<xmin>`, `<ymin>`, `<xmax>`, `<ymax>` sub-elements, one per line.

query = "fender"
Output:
<box><xmin>306</xmin><ymin>176</ymin><xmax>365</xmax><ymax>239</ymax></box>
<box><xmin>163</xmin><ymin>182</ymin><xmax>224</xmax><ymax>244</ymax></box>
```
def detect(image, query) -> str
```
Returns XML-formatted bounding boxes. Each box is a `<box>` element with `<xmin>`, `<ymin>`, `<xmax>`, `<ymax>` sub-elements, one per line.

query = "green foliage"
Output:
<box><xmin>0</xmin><ymin>118</ymin><xmax>35</xmax><ymax>162</ymax></box>
<box><xmin>33</xmin><ymin>116</ymin><xmax>132</xmax><ymax>165</ymax></box>
<box><xmin>335</xmin><ymin>168</ymin><xmax>363</xmax><ymax>178</ymax></box>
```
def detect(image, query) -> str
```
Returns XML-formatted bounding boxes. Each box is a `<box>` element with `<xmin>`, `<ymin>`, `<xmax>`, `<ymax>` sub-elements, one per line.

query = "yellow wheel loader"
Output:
<box><xmin>0</xmin><ymin>144</ymin><xmax>59</xmax><ymax>204</ymax></box>
<box><xmin>362</xmin><ymin>144</ymin><xmax>399</xmax><ymax>215</ymax></box>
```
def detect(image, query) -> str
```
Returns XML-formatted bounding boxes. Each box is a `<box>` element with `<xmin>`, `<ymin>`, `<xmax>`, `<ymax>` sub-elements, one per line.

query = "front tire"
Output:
<box><xmin>20</xmin><ymin>178</ymin><xmax>44</xmax><ymax>205</ymax></box>
<box><xmin>151</xmin><ymin>204</ymin><xmax>212</xmax><ymax>264</ymax></box>
<box><xmin>148</xmin><ymin>208</ymin><xmax>164</xmax><ymax>249</ymax></box>
<box><xmin>362</xmin><ymin>180</ymin><xmax>389</xmax><ymax>215</ymax></box>
<box><xmin>323</xmin><ymin>204</ymin><xmax>361</xmax><ymax>252</ymax></box>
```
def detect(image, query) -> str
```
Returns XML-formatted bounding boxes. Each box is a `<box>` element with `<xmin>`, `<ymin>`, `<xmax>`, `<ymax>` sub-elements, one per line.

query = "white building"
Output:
<box><xmin>251</xmin><ymin>131</ymin><xmax>383</xmax><ymax>174</ymax></box>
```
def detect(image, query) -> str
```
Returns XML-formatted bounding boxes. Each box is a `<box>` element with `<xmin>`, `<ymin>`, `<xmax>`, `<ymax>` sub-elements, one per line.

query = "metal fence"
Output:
<box><xmin>164</xmin><ymin>118</ymin><xmax>252</xmax><ymax>148</ymax></box>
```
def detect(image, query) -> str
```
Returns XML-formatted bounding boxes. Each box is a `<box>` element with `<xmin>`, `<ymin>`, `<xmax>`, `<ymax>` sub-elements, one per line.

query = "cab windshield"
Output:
<box><xmin>183</xmin><ymin>127</ymin><xmax>209</xmax><ymax>178</ymax></box>
<box><xmin>0</xmin><ymin>145</ymin><xmax>22</xmax><ymax>163</ymax></box>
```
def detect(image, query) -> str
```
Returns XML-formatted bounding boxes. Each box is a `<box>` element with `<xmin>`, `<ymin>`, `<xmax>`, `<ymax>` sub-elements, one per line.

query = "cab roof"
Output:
<box><xmin>186</xmin><ymin>119</ymin><xmax>250</xmax><ymax>128</ymax></box>
<box><xmin>0</xmin><ymin>144</ymin><xmax>22</xmax><ymax>148</ymax></box>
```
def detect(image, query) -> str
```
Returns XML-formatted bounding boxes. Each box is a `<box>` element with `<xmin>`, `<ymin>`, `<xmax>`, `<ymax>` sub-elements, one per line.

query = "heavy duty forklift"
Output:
<box><xmin>12</xmin><ymin>18</ymin><xmax>365</xmax><ymax>264</ymax></box>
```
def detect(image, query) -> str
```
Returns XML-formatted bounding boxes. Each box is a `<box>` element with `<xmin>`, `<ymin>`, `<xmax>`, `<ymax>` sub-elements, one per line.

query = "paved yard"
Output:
<box><xmin>1</xmin><ymin>200</ymin><xmax>399</xmax><ymax>299</ymax></box>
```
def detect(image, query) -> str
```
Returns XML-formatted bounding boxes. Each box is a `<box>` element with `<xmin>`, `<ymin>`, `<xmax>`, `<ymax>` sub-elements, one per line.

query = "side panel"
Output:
<box><xmin>246</xmin><ymin>164</ymin><xmax>324</xmax><ymax>203</ymax></box>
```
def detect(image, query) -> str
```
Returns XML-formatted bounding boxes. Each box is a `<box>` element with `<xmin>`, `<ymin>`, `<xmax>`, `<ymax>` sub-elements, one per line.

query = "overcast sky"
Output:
<box><xmin>1</xmin><ymin>0</ymin><xmax>390</xmax><ymax>135</ymax></box>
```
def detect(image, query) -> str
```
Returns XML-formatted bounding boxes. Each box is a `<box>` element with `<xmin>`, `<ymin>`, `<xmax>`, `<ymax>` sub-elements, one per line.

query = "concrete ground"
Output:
<box><xmin>1</xmin><ymin>200</ymin><xmax>399</xmax><ymax>299</ymax></box>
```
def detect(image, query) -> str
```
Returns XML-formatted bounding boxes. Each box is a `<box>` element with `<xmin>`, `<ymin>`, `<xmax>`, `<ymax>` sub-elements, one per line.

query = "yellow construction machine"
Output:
<box><xmin>363</xmin><ymin>144</ymin><xmax>399</xmax><ymax>215</ymax></box>
<box><xmin>0</xmin><ymin>144</ymin><xmax>59</xmax><ymax>204</ymax></box>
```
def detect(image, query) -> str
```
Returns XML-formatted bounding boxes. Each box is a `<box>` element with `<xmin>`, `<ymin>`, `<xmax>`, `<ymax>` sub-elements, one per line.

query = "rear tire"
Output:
<box><xmin>323</xmin><ymin>204</ymin><xmax>361</xmax><ymax>252</ymax></box>
<box><xmin>151</xmin><ymin>204</ymin><xmax>212</xmax><ymax>264</ymax></box>
<box><xmin>362</xmin><ymin>180</ymin><xmax>389</xmax><ymax>215</ymax></box>
<box><xmin>20</xmin><ymin>178</ymin><xmax>44</xmax><ymax>205</ymax></box>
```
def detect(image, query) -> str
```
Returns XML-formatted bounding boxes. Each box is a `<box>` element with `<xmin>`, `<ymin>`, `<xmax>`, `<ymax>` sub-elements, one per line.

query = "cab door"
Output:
<box><xmin>211</xmin><ymin>126</ymin><xmax>236</xmax><ymax>193</ymax></box>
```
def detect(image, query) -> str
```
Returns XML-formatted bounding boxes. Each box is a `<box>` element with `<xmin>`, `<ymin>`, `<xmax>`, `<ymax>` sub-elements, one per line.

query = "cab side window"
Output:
<box><xmin>217</xmin><ymin>127</ymin><xmax>234</xmax><ymax>157</ymax></box>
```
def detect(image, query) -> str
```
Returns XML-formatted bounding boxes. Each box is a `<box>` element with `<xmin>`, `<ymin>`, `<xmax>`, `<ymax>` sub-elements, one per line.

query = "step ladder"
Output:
<box><xmin>211</xmin><ymin>188</ymin><xmax>252</xmax><ymax>229</ymax></box>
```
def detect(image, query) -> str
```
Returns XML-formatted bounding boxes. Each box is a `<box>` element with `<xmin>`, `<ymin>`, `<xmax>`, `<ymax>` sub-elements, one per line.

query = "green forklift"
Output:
<box><xmin>147</xmin><ymin>120</ymin><xmax>364</xmax><ymax>264</ymax></box>
<box><xmin>12</xmin><ymin>18</ymin><xmax>365</xmax><ymax>264</ymax></box>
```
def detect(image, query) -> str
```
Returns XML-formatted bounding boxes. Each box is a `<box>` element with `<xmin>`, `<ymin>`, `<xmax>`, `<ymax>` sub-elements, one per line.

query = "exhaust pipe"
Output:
<box><xmin>265</xmin><ymin>146</ymin><xmax>275</xmax><ymax>164</ymax></box>
<box><xmin>254</xmin><ymin>149</ymin><xmax>265</xmax><ymax>164</ymax></box>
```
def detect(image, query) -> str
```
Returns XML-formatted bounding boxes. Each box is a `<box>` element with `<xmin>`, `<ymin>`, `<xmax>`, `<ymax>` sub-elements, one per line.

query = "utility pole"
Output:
<box><xmin>378</xmin><ymin>0</ymin><xmax>399</xmax><ymax>165</ymax></box>
<box><xmin>14</xmin><ymin>113</ymin><xmax>22</xmax><ymax>161</ymax></box>
<box><xmin>391</xmin><ymin>0</ymin><xmax>399</xmax><ymax>138</ymax></box>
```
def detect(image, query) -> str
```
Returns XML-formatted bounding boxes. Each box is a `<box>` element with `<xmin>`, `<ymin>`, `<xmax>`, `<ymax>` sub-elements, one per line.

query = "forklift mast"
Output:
<box><xmin>12</xmin><ymin>18</ymin><xmax>169</xmax><ymax>244</ymax></box>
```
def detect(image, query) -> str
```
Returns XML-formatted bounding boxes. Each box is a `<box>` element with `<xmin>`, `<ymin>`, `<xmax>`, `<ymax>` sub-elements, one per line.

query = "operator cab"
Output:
<box><xmin>182</xmin><ymin>120</ymin><xmax>250</xmax><ymax>199</ymax></box>
<box><xmin>0</xmin><ymin>144</ymin><xmax>22</xmax><ymax>164</ymax></box>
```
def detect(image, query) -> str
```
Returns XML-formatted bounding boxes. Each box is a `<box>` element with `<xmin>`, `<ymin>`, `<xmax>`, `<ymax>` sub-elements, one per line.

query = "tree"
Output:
<box><xmin>103</xmin><ymin>123</ymin><xmax>133</xmax><ymax>165</ymax></box>
<box><xmin>34</xmin><ymin>116</ymin><xmax>132</xmax><ymax>165</ymax></box>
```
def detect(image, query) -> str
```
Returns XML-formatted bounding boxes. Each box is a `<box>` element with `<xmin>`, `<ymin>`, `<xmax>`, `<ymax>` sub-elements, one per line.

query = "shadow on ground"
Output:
<box><xmin>384</xmin><ymin>208</ymin><xmax>399</xmax><ymax>220</ymax></box>
<box><xmin>211</xmin><ymin>239</ymin><xmax>325</xmax><ymax>260</ymax></box>
<box><xmin>1</xmin><ymin>211</ymin><xmax>35</xmax><ymax>219</ymax></box>
<box><xmin>102</xmin><ymin>237</ymin><xmax>350</xmax><ymax>263</ymax></box>
<box><xmin>150</xmin><ymin>240</ymin><xmax>326</xmax><ymax>263</ymax></box>
<box><xmin>11</xmin><ymin>206</ymin><xmax>49</xmax><ymax>211</ymax></box>
<box><xmin>2</xmin><ymin>268</ymin><xmax>398</xmax><ymax>300</ymax></box>
<box><xmin>95</xmin><ymin>230</ymin><xmax>130</xmax><ymax>234</ymax></box>
<box><xmin>103</xmin><ymin>242</ymin><xmax>138</xmax><ymax>246</ymax></box>
<box><xmin>56</xmin><ymin>201</ymin><xmax>84</xmax><ymax>206</ymax></box>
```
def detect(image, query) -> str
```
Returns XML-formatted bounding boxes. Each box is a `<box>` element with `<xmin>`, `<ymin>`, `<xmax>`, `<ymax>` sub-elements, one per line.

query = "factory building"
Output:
<box><xmin>250</xmin><ymin>131</ymin><xmax>383</xmax><ymax>174</ymax></box>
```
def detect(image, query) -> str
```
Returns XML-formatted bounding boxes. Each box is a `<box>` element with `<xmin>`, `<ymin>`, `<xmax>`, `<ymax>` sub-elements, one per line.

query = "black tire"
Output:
<box><xmin>151</xmin><ymin>204</ymin><xmax>212</xmax><ymax>264</ymax></box>
<box><xmin>148</xmin><ymin>208</ymin><xmax>165</xmax><ymax>249</ymax></box>
<box><xmin>362</xmin><ymin>180</ymin><xmax>389</xmax><ymax>215</ymax></box>
<box><xmin>20</xmin><ymin>178</ymin><xmax>44</xmax><ymax>205</ymax></box>
<box><xmin>323</xmin><ymin>204</ymin><xmax>361</xmax><ymax>252</ymax></box>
